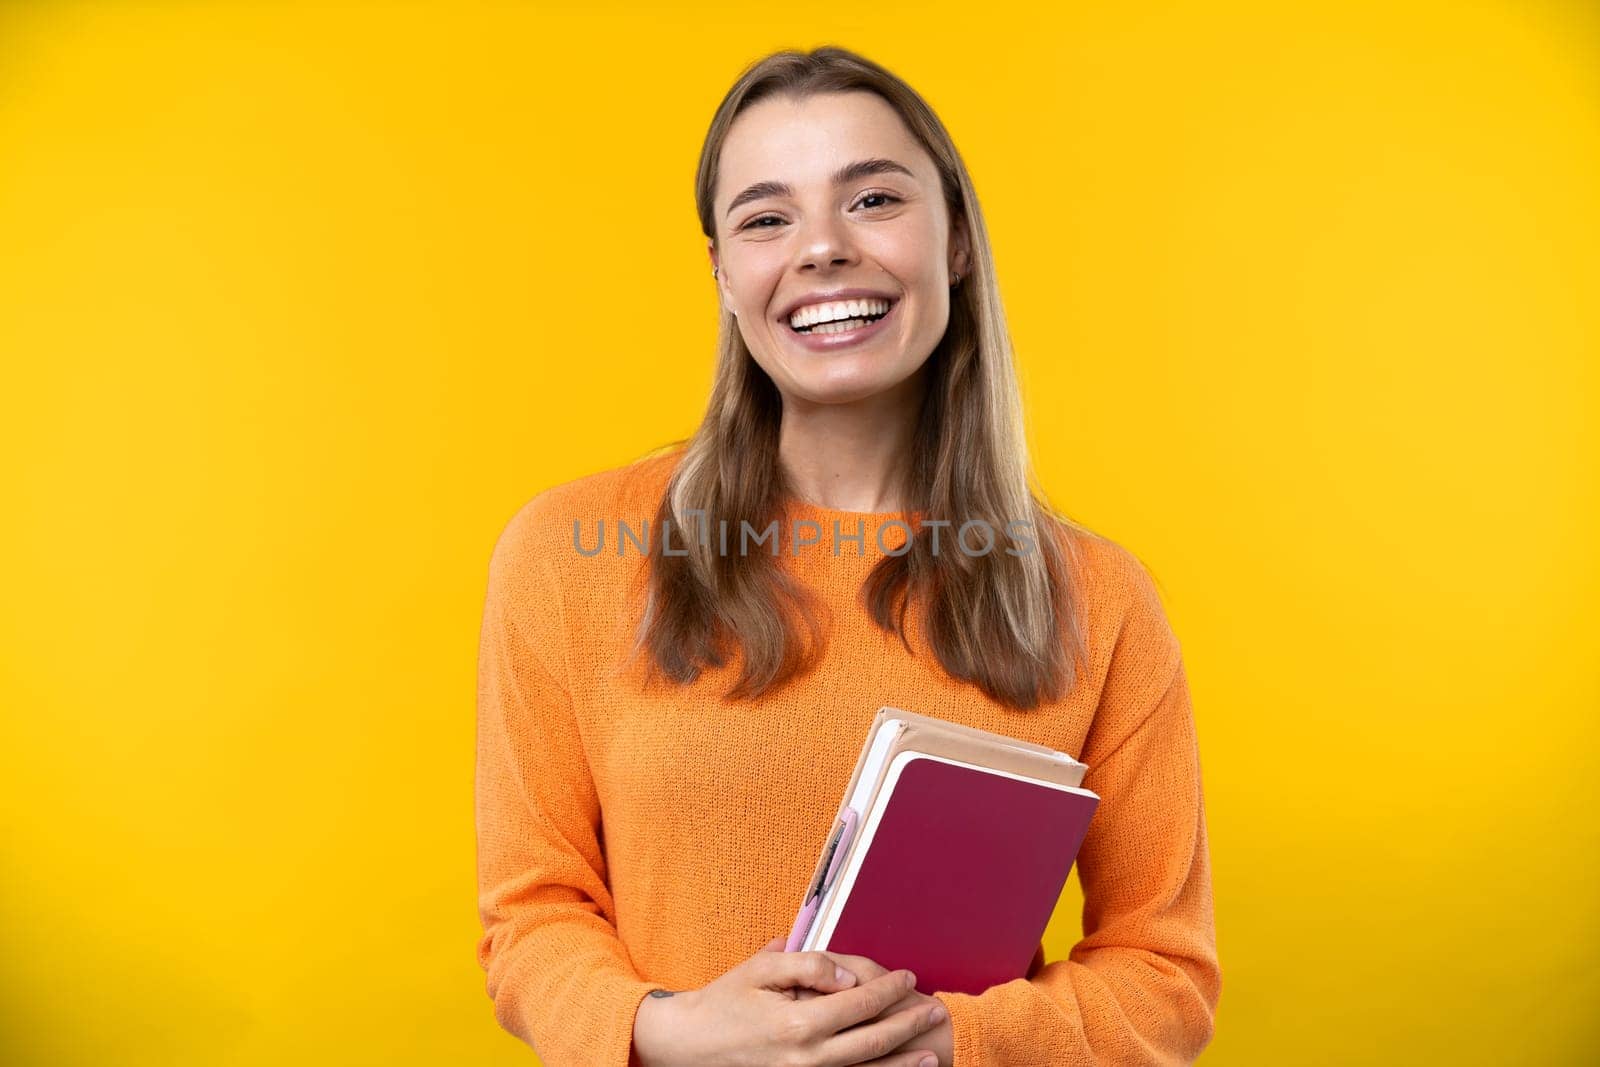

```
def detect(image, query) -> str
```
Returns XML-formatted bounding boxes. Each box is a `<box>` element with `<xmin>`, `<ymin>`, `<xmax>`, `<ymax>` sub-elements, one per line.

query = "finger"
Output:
<box><xmin>756</xmin><ymin>935</ymin><xmax>791</xmax><ymax>996</ymax></box>
<box><xmin>861</xmin><ymin>990</ymin><xmax>917</xmax><ymax>1023</ymax></box>
<box><xmin>821</xmin><ymin>950</ymin><xmax>890</xmax><ymax>981</ymax></box>
<box><xmin>761</xmin><ymin>948</ymin><xmax>860</xmax><ymax>994</ymax></box>
<box><xmin>800</xmin><ymin>986</ymin><xmax>913</xmax><ymax>1018</ymax></box>
<box><xmin>803</xmin><ymin>965</ymin><xmax>919</xmax><ymax>1036</ymax></box>
<box><xmin>756</xmin><ymin>936</ymin><xmax>790</xmax><ymax>996</ymax></box>
<box><xmin>817</xmin><ymin>997</ymin><xmax>945</xmax><ymax>1067</ymax></box>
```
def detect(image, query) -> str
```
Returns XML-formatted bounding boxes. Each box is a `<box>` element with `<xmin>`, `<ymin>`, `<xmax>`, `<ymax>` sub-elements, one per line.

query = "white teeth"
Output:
<box><xmin>788</xmin><ymin>297</ymin><xmax>892</xmax><ymax>330</ymax></box>
<box><xmin>811</xmin><ymin>318</ymin><xmax>871</xmax><ymax>335</ymax></box>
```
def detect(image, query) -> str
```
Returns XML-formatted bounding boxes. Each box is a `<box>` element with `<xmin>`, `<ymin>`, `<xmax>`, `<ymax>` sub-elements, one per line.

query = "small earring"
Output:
<box><xmin>713</xmin><ymin>267</ymin><xmax>719</xmax><ymax>278</ymax></box>
<box><xmin>951</xmin><ymin>271</ymin><xmax>962</xmax><ymax>287</ymax></box>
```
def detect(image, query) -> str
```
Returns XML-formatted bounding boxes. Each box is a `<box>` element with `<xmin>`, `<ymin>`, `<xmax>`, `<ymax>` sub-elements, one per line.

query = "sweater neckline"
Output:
<box><xmin>778</xmin><ymin>496</ymin><xmax>920</xmax><ymax>558</ymax></box>
<box><xmin>780</xmin><ymin>495</ymin><xmax>922</xmax><ymax>523</ymax></box>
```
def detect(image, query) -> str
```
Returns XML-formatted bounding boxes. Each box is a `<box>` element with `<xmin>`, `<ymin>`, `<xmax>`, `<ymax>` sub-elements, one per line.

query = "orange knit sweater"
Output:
<box><xmin>474</xmin><ymin>450</ymin><xmax>1220</xmax><ymax>1065</ymax></box>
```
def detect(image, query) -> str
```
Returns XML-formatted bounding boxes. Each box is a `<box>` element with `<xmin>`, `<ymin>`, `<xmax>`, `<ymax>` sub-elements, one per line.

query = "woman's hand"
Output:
<box><xmin>632</xmin><ymin>936</ymin><xmax>946</xmax><ymax>1067</ymax></box>
<box><xmin>794</xmin><ymin>949</ymin><xmax>953</xmax><ymax>1067</ymax></box>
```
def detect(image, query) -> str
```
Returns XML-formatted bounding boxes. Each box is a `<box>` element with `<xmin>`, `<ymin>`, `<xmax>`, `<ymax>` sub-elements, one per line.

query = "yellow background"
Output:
<box><xmin>2</xmin><ymin>1</ymin><xmax>1596</xmax><ymax>1063</ymax></box>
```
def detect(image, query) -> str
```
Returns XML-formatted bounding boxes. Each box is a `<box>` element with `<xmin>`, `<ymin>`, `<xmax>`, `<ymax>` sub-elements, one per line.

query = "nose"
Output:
<box><xmin>792</xmin><ymin>212</ymin><xmax>859</xmax><ymax>273</ymax></box>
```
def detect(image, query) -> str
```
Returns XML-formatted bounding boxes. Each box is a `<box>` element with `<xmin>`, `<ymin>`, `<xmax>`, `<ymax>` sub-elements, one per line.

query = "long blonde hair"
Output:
<box><xmin>632</xmin><ymin>45</ymin><xmax>1095</xmax><ymax>711</ymax></box>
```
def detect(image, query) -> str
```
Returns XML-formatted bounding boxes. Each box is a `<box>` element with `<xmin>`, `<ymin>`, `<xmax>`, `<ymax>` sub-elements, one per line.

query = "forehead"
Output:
<box><xmin>717</xmin><ymin>91</ymin><xmax>930</xmax><ymax>203</ymax></box>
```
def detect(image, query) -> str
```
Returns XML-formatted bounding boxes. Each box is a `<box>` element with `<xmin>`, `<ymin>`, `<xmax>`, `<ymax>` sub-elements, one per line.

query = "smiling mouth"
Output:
<box><xmin>789</xmin><ymin>301</ymin><xmax>896</xmax><ymax>334</ymax></box>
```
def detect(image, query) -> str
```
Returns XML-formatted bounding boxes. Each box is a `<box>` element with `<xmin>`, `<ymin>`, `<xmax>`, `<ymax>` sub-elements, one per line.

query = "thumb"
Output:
<box><xmin>760</xmin><ymin>936</ymin><xmax>784</xmax><ymax>953</ymax></box>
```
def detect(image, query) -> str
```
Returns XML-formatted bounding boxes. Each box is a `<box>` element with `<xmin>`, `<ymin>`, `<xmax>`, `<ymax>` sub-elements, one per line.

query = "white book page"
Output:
<box><xmin>849</xmin><ymin>719</ymin><xmax>904</xmax><ymax>819</ymax></box>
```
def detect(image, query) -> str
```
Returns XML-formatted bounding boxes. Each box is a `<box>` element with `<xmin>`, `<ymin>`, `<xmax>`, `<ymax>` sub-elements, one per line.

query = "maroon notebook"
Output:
<box><xmin>824</xmin><ymin>755</ymin><xmax>1097</xmax><ymax>994</ymax></box>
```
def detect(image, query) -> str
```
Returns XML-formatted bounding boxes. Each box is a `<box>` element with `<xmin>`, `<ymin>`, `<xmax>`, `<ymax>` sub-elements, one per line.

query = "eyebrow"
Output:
<box><xmin>723</xmin><ymin>157</ymin><xmax>917</xmax><ymax>220</ymax></box>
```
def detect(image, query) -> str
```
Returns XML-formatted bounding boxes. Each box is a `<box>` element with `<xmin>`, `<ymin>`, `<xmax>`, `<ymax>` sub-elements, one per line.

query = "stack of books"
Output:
<box><xmin>785</xmin><ymin>706</ymin><xmax>1100</xmax><ymax>995</ymax></box>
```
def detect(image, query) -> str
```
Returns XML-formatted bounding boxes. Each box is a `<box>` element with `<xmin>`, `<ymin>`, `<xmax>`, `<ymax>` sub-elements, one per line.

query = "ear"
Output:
<box><xmin>950</xmin><ymin>214</ymin><xmax>972</xmax><ymax>278</ymax></box>
<box><xmin>709</xmin><ymin>242</ymin><xmax>737</xmax><ymax>316</ymax></box>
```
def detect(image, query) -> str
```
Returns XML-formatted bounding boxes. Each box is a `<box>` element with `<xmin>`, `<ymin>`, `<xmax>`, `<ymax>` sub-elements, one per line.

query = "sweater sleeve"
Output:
<box><xmin>931</xmin><ymin>555</ymin><xmax>1222</xmax><ymax>1065</ymax></box>
<box><xmin>473</xmin><ymin>501</ymin><xmax>659</xmax><ymax>1065</ymax></box>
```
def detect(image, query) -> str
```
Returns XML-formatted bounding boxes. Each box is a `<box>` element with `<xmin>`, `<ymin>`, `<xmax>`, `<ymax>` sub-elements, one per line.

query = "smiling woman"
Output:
<box><xmin>708</xmin><ymin>93</ymin><xmax>970</xmax><ymax>413</ymax></box>
<box><xmin>653</xmin><ymin>69</ymin><xmax>1082</xmax><ymax>715</ymax></box>
<box><xmin>473</xmin><ymin>45</ymin><xmax>1220</xmax><ymax>1067</ymax></box>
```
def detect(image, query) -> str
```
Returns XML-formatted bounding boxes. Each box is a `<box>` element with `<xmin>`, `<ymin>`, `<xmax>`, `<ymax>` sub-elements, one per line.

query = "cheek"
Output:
<box><xmin>724</xmin><ymin>246</ymin><xmax>786</xmax><ymax>301</ymax></box>
<box><xmin>869</xmin><ymin>222</ymin><xmax>944</xmax><ymax>276</ymax></box>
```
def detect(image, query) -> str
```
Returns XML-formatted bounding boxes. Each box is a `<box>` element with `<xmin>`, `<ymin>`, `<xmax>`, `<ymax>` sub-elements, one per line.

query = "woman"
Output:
<box><xmin>475</xmin><ymin>46</ymin><xmax>1220</xmax><ymax>1067</ymax></box>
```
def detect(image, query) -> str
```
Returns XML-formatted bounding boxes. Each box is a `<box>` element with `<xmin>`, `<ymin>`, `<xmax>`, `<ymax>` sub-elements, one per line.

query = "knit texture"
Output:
<box><xmin>474</xmin><ymin>449</ymin><xmax>1220</xmax><ymax>1065</ymax></box>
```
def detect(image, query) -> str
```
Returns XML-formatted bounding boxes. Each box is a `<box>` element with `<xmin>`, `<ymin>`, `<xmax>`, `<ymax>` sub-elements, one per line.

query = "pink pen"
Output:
<box><xmin>784</xmin><ymin>808</ymin><xmax>859</xmax><ymax>952</ymax></box>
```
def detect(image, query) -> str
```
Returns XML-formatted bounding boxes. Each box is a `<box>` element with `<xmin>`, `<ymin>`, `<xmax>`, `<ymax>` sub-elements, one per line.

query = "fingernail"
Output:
<box><xmin>928</xmin><ymin>1003</ymin><xmax>946</xmax><ymax>1025</ymax></box>
<box><xmin>904</xmin><ymin>970</ymin><xmax>917</xmax><ymax>989</ymax></box>
<box><xmin>919</xmin><ymin>1057</ymin><xmax>937</xmax><ymax>1067</ymax></box>
<box><xmin>835</xmin><ymin>966</ymin><xmax>854</xmax><ymax>986</ymax></box>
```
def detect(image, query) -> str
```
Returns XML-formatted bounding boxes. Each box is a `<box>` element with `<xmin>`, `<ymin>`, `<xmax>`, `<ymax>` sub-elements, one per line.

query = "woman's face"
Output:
<box><xmin>709</xmin><ymin>91</ymin><xmax>970</xmax><ymax>408</ymax></box>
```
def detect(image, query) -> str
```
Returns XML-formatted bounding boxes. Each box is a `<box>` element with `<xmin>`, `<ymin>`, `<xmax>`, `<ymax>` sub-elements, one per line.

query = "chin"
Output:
<box><xmin>790</xmin><ymin>375</ymin><xmax>908</xmax><ymax>406</ymax></box>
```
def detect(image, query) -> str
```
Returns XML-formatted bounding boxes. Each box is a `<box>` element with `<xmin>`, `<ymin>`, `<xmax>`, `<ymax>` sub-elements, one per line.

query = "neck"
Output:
<box><xmin>776</xmin><ymin>372</ymin><xmax>925</xmax><ymax>513</ymax></box>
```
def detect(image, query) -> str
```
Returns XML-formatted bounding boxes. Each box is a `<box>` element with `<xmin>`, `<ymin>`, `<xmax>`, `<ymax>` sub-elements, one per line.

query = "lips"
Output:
<box><xmin>776</xmin><ymin>288</ymin><xmax>902</xmax><ymax>326</ymax></box>
<box><xmin>786</xmin><ymin>297</ymin><xmax>897</xmax><ymax>334</ymax></box>
<box><xmin>781</xmin><ymin>295</ymin><xmax>901</xmax><ymax>351</ymax></box>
